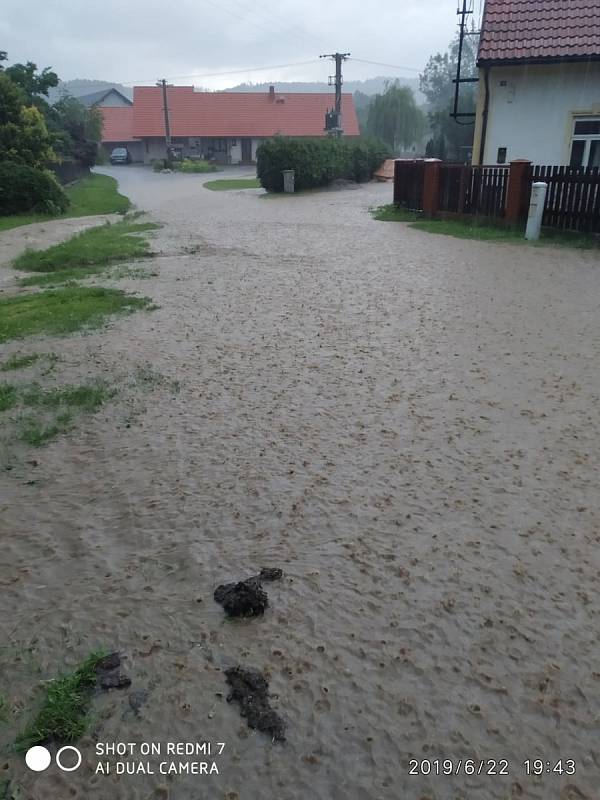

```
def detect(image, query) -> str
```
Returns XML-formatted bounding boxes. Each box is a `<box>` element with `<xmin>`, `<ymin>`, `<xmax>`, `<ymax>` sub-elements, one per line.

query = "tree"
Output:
<box><xmin>420</xmin><ymin>33</ymin><xmax>479</xmax><ymax>161</ymax></box>
<box><xmin>365</xmin><ymin>82</ymin><xmax>425</xmax><ymax>152</ymax></box>
<box><xmin>0</xmin><ymin>73</ymin><xmax>54</xmax><ymax>167</ymax></box>
<box><xmin>353</xmin><ymin>90</ymin><xmax>371</xmax><ymax>134</ymax></box>
<box><xmin>4</xmin><ymin>61</ymin><xmax>58</xmax><ymax>104</ymax></box>
<box><xmin>52</xmin><ymin>95</ymin><xmax>102</xmax><ymax>166</ymax></box>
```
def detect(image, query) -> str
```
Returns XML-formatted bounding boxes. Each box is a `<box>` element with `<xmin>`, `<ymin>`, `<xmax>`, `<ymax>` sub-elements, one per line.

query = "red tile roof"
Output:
<box><xmin>100</xmin><ymin>106</ymin><xmax>137</xmax><ymax>142</ymax></box>
<box><xmin>131</xmin><ymin>86</ymin><xmax>360</xmax><ymax>138</ymax></box>
<box><xmin>478</xmin><ymin>0</ymin><xmax>600</xmax><ymax>64</ymax></box>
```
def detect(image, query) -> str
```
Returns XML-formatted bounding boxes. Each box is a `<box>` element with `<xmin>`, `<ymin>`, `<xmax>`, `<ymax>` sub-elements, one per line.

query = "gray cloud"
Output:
<box><xmin>1</xmin><ymin>0</ymin><xmax>474</xmax><ymax>88</ymax></box>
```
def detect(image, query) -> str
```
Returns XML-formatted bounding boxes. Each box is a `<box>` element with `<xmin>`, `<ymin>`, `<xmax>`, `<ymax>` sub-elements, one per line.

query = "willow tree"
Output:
<box><xmin>365</xmin><ymin>82</ymin><xmax>425</xmax><ymax>152</ymax></box>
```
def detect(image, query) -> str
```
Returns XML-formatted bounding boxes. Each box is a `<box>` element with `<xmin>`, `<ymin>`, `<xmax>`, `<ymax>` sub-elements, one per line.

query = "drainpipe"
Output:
<box><xmin>478</xmin><ymin>67</ymin><xmax>491</xmax><ymax>165</ymax></box>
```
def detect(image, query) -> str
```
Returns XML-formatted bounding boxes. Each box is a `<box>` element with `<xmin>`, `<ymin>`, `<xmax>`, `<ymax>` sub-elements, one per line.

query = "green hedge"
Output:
<box><xmin>0</xmin><ymin>162</ymin><xmax>69</xmax><ymax>216</ymax></box>
<box><xmin>256</xmin><ymin>137</ymin><xmax>390</xmax><ymax>192</ymax></box>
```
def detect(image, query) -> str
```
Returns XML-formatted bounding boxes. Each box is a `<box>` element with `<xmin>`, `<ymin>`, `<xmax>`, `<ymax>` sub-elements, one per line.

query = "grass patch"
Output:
<box><xmin>0</xmin><ymin>286</ymin><xmax>154</xmax><ymax>344</ymax></box>
<box><xmin>371</xmin><ymin>204</ymin><xmax>421</xmax><ymax>222</ymax></box>
<box><xmin>177</xmin><ymin>159</ymin><xmax>220</xmax><ymax>174</ymax></box>
<box><xmin>0</xmin><ymin>352</ymin><xmax>58</xmax><ymax>374</ymax></box>
<box><xmin>16</xmin><ymin>651</ymin><xmax>106</xmax><ymax>750</ymax></box>
<box><xmin>20</xmin><ymin>381</ymin><xmax>117</xmax><ymax>413</ymax></box>
<box><xmin>13</xmin><ymin>220</ymin><xmax>159</xmax><ymax>274</ymax></box>
<box><xmin>1</xmin><ymin>379</ymin><xmax>117</xmax><ymax>446</ymax></box>
<box><xmin>0</xmin><ymin>174</ymin><xmax>130</xmax><ymax>232</ymax></box>
<box><xmin>109</xmin><ymin>265</ymin><xmax>158</xmax><ymax>281</ymax></box>
<box><xmin>413</xmin><ymin>217</ymin><xmax>524</xmax><ymax>243</ymax></box>
<box><xmin>204</xmin><ymin>178</ymin><xmax>261</xmax><ymax>191</ymax></box>
<box><xmin>65</xmin><ymin>174</ymin><xmax>130</xmax><ymax>216</ymax></box>
<box><xmin>18</xmin><ymin>411</ymin><xmax>74</xmax><ymax>446</ymax></box>
<box><xmin>371</xmin><ymin>204</ymin><xmax>600</xmax><ymax>248</ymax></box>
<box><xmin>1</xmin><ymin>353</ymin><xmax>41</xmax><ymax>371</ymax></box>
<box><xmin>0</xmin><ymin>384</ymin><xmax>18</xmax><ymax>412</ymax></box>
<box><xmin>19</xmin><ymin>265</ymin><xmax>109</xmax><ymax>287</ymax></box>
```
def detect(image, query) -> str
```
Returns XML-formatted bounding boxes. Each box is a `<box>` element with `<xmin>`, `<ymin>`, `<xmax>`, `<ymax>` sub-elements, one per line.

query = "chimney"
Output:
<box><xmin>269</xmin><ymin>85</ymin><xmax>275</xmax><ymax>101</ymax></box>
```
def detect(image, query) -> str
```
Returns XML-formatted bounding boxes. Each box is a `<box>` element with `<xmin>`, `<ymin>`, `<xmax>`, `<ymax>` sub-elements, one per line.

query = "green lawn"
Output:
<box><xmin>0</xmin><ymin>286</ymin><xmax>154</xmax><ymax>343</ymax></box>
<box><xmin>14</xmin><ymin>220</ymin><xmax>159</xmax><ymax>286</ymax></box>
<box><xmin>204</xmin><ymin>178</ymin><xmax>262</xmax><ymax>191</ymax></box>
<box><xmin>0</xmin><ymin>174</ymin><xmax>130</xmax><ymax>233</ymax></box>
<box><xmin>371</xmin><ymin>205</ymin><xmax>600</xmax><ymax>249</ymax></box>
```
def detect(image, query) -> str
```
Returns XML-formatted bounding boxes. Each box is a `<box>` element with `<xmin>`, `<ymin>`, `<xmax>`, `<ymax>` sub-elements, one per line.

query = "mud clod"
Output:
<box><xmin>225</xmin><ymin>667</ymin><xmax>286</xmax><ymax>742</ymax></box>
<box><xmin>95</xmin><ymin>652</ymin><xmax>121</xmax><ymax>672</ymax></box>
<box><xmin>214</xmin><ymin>568</ymin><xmax>283</xmax><ymax>617</ymax></box>
<box><xmin>99</xmin><ymin>674</ymin><xmax>132</xmax><ymax>690</ymax></box>
<box><xmin>259</xmin><ymin>567</ymin><xmax>283</xmax><ymax>582</ymax></box>
<box><xmin>95</xmin><ymin>652</ymin><xmax>131</xmax><ymax>691</ymax></box>
<box><xmin>214</xmin><ymin>578</ymin><xmax>269</xmax><ymax>618</ymax></box>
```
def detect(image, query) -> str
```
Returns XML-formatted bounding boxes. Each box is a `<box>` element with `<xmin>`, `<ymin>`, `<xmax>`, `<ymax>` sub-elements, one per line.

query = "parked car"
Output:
<box><xmin>110</xmin><ymin>147</ymin><xmax>131</xmax><ymax>165</ymax></box>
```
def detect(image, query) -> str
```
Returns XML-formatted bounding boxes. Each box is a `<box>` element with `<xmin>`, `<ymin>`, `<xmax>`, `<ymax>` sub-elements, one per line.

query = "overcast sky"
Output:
<box><xmin>1</xmin><ymin>0</ymin><xmax>483</xmax><ymax>89</ymax></box>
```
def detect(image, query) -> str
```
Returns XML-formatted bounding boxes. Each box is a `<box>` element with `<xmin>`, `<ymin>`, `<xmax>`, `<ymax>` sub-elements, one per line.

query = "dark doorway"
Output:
<box><xmin>241</xmin><ymin>138</ymin><xmax>252</xmax><ymax>163</ymax></box>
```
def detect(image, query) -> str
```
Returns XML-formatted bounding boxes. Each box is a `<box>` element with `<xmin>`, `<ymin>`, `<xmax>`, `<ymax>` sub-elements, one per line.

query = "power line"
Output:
<box><xmin>226</xmin><ymin>0</ymin><xmax>325</xmax><ymax>50</ymax></box>
<box><xmin>198</xmin><ymin>0</ymin><xmax>320</xmax><ymax>53</ymax></box>
<box><xmin>121</xmin><ymin>59</ymin><xmax>321</xmax><ymax>87</ymax></box>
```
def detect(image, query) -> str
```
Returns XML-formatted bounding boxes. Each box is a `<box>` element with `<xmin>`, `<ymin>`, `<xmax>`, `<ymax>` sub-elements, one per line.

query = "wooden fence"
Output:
<box><xmin>50</xmin><ymin>161</ymin><xmax>91</xmax><ymax>185</ymax></box>
<box><xmin>394</xmin><ymin>159</ymin><xmax>600</xmax><ymax>234</ymax></box>
<box><xmin>532</xmin><ymin>165</ymin><xmax>600</xmax><ymax>234</ymax></box>
<box><xmin>392</xmin><ymin>160</ymin><xmax>425</xmax><ymax>211</ymax></box>
<box><xmin>437</xmin><ymin>164</ymin><xmax>509</xmax><ymax>218</ymax></box>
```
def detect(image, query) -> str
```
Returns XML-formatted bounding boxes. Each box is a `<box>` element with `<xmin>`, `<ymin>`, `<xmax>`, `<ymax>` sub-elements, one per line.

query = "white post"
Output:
<box><xmin>525</xmin><ymin>182</ymin><xmax>548</xmax><ymax>241</ymax></box>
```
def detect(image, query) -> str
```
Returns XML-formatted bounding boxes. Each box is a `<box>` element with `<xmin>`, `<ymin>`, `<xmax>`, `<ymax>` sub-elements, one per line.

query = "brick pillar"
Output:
<box><xmin>422</xmin><ymin>159</ymin><xmax>442</xmax><ymax>217</ymax></box>
<box><xmin>505</xmin><ymin>159</ymin><xmax>532</xmax><ymax>225</ymax></box>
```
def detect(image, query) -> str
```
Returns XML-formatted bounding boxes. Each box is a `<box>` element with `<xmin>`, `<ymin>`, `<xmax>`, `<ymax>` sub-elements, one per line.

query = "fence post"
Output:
<box><xmin>393</xmin><ymin>159</ymin><xmax>401</xmax><ymax>205</ymax></box>
<box><xmin>505</xmin><ymin>159</ymin><xmax>532</xmax><ymax>225</ymax></box>
<box><xmin>422</xmin><ymin>159</ymin><xmax>442</xmax><ymax>217</ymax></box>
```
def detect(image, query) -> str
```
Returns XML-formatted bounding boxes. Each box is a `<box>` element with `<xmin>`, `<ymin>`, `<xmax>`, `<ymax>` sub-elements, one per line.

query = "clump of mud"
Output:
<box><xmin>225</xmin><ymin>666</ymin><xmax>286</xmax><ymax>742</ymax></box>
<box><xmin>258</xmin><ymin>567</ymin><xmax>283</xmax><ymax>582</ymax></box>
<box><xmin>214</xmin><ymin>577</ymin><xmax>268</xmax><ymax>617</ymax></box>
<box><xmin>95</xmin><ymin>652</ymin><xmax>131</xmax><ymax>691</ymax></box>
<box><xmin>214</xmin><ymin>567</ymin><xmax>283</xmax><ymax>617</ymax></box>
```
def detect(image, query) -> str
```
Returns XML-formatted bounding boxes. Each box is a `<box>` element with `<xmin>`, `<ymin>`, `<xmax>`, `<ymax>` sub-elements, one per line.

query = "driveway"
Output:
<box><xmin>2</xmin><ymin>165</ymin><xmax>599</xmax><ymax>800</ymax></box>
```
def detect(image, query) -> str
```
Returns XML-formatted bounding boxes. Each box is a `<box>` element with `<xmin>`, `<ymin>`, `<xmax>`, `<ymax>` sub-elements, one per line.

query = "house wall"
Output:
<box><xmin>142</xmin><ymin>138</ymin><xmax>168</xmax><ymax>164</ymax></box>
<box><xmin>140</xmin><ymin>137</ymin><xmax>264</xmax><ymax>164</ymax></box>
<box><xmin>472</xmin><ymin>61</ymin><xmax>600</xmax><ymax>165</ymax></box>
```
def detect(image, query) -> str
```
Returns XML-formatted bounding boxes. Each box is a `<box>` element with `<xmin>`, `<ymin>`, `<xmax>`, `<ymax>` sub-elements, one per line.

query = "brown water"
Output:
<box><xmin>1</xmin><ymin>167</ymin><xmax>599</xmax><ymax>800</ymax></box>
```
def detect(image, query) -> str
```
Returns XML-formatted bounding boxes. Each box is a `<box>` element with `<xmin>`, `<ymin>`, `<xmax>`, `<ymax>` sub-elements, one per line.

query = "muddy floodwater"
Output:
<box><xmin>1</xmin><ymin>166</ymin><xmax>599</xmax><ymax>800</ymax></box>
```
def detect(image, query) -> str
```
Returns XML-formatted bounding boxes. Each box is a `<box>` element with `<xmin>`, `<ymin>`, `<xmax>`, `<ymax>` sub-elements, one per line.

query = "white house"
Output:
<box><xmin>472</xmin><ymin>0</ymin><xmax>600</xmax><ymax>167</ymax></box>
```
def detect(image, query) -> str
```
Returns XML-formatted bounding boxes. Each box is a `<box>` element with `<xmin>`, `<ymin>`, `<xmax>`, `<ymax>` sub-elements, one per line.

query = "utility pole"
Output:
<box><xmin>451</xmin><ymin>1</ymin><xmax>479</xmax><ymax>121</ymax></box>
<box><xmin>157</xmin><ymin>79</ymin><xmax>171</xmax><ymax>158</ymax></box>
<box><xmin>319</xmin><ymin>52</ymin><xmax>350</xmax><ymax>137</ymax></box>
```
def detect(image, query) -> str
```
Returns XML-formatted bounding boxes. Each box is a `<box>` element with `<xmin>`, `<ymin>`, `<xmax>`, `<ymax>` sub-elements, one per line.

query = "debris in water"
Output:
<box><xmin>225</xmin><ymin>666</ymin><xmax>286</xmax><ymax>742</ymax></box>
<box><xmin>128</xmin><ymin>689</ymin><xmax>149</xmax><ymax>715</ymax></box>
<box><xmin>214</xmin><ymin>568</ymin><xmax>283</xmax><ymax>617</ymax></box>
<box><xmin>214</xmin><ymin>578</ymin><xmax>268</xmax><ymax>618</ymax></box>
<box><xmin>95</xmin><ymin>652</ymin><xmax>131</xmax><ymax>691</ymax></box>
<box><xmin>99</xmin><ymin>674</ymin><xmax>132</xmax><ymax>690</ymax></box>
<box><xmin>259</xmin><ymin>567</ymin><xmax>283</xmax><ymax>582</ymax></box>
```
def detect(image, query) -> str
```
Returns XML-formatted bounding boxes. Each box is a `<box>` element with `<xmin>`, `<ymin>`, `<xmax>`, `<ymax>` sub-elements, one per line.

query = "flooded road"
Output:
<box><xmin>1</xmin><ymin>166</ymin><xmax>599</xmax><ymax>800</ymax></box>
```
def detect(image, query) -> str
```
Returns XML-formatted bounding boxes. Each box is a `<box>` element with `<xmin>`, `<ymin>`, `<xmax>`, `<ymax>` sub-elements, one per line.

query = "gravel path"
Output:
<box><xmin>1</xmin><ymin>166</ymin><xmax>599</xmax><ymax>800</ymax></box>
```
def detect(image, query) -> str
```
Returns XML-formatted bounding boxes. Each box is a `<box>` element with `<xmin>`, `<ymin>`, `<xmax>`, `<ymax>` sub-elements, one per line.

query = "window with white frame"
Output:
<box><xmin>569</xmin><ymin>118</ymin><xmax>600</xmax><ymax>168</ymax></box>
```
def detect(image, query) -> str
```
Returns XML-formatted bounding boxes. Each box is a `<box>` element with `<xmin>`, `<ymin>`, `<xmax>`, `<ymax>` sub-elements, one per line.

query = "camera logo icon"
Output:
<box><xmin>25</xmin><ymin>745</ymin><xmax>82</xmax><ymax>772</ymax></box>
